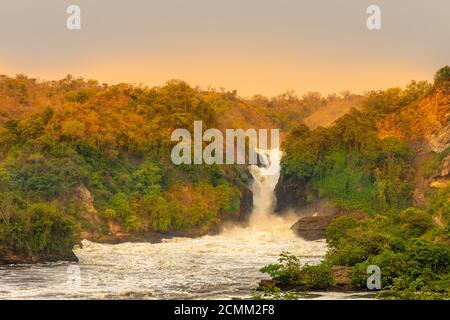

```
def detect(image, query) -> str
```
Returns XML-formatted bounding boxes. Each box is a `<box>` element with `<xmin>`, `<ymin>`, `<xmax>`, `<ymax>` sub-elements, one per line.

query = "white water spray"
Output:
<box><xmin>248</xmin><ymin>149</ymin><xmax>282</xmax><ymax>225</ymax></box>
<box><xmin>0</xmin><ymin>149</ymin><xmax>327</xmax><ymax>299</ymax></box>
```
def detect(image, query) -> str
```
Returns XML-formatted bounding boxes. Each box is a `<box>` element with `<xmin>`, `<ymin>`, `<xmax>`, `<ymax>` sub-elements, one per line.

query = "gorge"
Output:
<box><xmin>0</xmin><ymin>149</ymin><xmax>328</xmax><ymax>299</ymax></box>
<box><xmin>0</xmin><ymin>67</ymin><xmax>449</xmax><ymax>299</ymax></box>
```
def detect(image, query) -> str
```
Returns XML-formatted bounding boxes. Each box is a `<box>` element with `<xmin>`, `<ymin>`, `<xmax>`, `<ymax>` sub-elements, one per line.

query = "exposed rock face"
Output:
<box><xmin>76</xmin><ymin>184</ymin><xmax>107</xmax><ymax>239</ymax></box>
<box><xmin>440</xmin><ymin>155</ymin><xmax>450</xmax><ymax>177</ymax></box>
<box><xmin>236</xmin><ymin>165</ymin><xmax>254</xmax><ymax>220</ymax></box>
<box><xmin>430</xmin><ymin>155</ymin><xmax>450</xmax><ymax>190</ymax></box>
<box><xmin>275</xmin><ymin>170</ymin><xmax>367</xmax><ymax>240</ymax></box>
<box><xmin>377</xmin><ymin>84</ymin><xmax>450</xmax><ymax>153</ymax></box>
<box><xmin>291</xmin><ymin>210</ymin><xmax>367</xmax><ymax>240</ymax></box>
<box><xmin>274</xmin><ymin>174</ymin><xmax>318</xmax><ymax>213</ymax></box>
<box><xmin>291</xmin><ymin>216</ymin><xmax>335</xmax><ymax>240</ymax></box>
<box><xmin>77</xmin><ymin>185</ymin><xmax>98</xmax><ymax>216</ymax></box>
<box><xmin>429</xmin><ymin>126</ymin><xmax>450</xmax><ymax>153</ymax></box>
<box><xmin>331</xmin><ymin>266</ymin><xmax>353</xmax><ymax>290</ymax></box>
<box><xmin>240</xmin><ymin>187</ymin><xmax>253</xmax><ymax>220</ymax></box>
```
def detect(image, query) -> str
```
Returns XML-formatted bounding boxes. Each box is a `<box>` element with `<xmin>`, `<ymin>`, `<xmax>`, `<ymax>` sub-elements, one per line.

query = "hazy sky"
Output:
<box><xmin>0</xmin><ymin>0</ymin><xmax>449</xmax><ymax>97</ymax></box>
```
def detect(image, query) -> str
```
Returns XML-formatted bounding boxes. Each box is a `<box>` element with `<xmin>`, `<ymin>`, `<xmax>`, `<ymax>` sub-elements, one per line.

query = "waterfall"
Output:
<box><xmin>247</xmin><ymin>149</ymin><xmax>283</xmax><ymax>227</ymax></box>
<box><xmin>0</xmin><ymin>146</ymin><xmax>328</xmax><ymax>299</ymax></box>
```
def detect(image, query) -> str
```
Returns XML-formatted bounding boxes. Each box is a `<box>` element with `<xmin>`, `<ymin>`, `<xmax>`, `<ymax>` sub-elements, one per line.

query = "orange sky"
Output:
<box><xmin>0</xmin><ymin>0</ymin><xmax>449</xmax><ymax>97</ymax></box>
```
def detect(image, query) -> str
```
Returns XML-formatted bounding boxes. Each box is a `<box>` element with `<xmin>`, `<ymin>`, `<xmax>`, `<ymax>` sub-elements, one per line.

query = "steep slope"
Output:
<box><xmin>304</xmin><ymin>95</ymin><xmax>363</xmax><ymax>129</ymax></box>
<box><xmin>377</xmin><ymin>85</ymin><xmax>449</xmax><ymax>152</ymax></box>
<box><xmin>376</xmin><ymin>83</ymin><xmax>450</xmax><ymax>207</ymax></box>
<box><xmin>266</xmin><ymin>67</ymin><xmax>450</xmax><ymax>298</ymax></box>
<box><xmin>0</xmin><ymin>73</ymin><xmax>326</xmax><ymax>263</ymax></box>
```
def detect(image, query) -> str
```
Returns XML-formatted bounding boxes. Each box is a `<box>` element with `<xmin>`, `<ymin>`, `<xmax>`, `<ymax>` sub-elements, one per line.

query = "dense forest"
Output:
<box><xmin>259</xmin><ymin>66</ymin><xmax>450</xmax><ymax>299</ymax></box>
<box><xmin>0</xmin><ymin>66</ymin><xmax>448</xmax><ymax>299</ymax></box>
<box><xmin>0</xmin><ymin>73</ymin><xmax>357</xmax><ymax>262</ymax></box>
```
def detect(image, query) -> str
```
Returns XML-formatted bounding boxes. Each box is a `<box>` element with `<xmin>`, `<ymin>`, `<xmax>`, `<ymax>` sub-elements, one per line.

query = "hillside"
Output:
<box><xmin>0</xmin><ymin>74</ymin><xmax>333</xmax><ymax>263</ymax></box>
<box><xmin>268</xmin><ymin>66</ymin><xmax>450</xmax><ymax>299</ymax></box>
<box><xmin>303</xmin><ymin>94</ymin><xmax>363</xmax><ymax>129</ymax></box>
<box><xmin>377</xmin><ymin>84</ymin><xmax>449</xmax><ymax>152</ymax></box>
<box><xmin>0</xmin><ymin>76</ymin><xmax>253</xmax><ymax>263</ymax></box>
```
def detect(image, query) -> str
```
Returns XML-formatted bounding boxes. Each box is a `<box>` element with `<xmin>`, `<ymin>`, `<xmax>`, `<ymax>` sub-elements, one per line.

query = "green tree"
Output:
<box><xmin>434</xmin><ymin>66</ymin><xmax>450</xmax><ymax>87</ymax></box>
<box><xmin>10</xmin><ymin>203</ymin><xmax>77</xmax><ymax>255</ymax></box>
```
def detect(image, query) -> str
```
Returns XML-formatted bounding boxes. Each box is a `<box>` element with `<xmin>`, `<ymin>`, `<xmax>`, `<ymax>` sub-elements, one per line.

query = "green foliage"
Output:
<box><xmin>351</xmin><ymin>249</ymin><xmax>407</xmax><ymax>288</ymax></box>
<box><xmin>109</xmin><ymin>193</ymin><xmax>130</xmax><ymax>217</ymax></box>
<box><xmin>326</xmin><ymin>215</ymin><xmax>360</xmax><ymax>248</ymax></box>
<box><xmin>268</xmin><ymin>68</ymin><xmax>449</xmax><ymax>299</ymax></box>
<box><xmin>260</xmin><ymin>252</ymin><xmax>333</xmax><ymax>290</ymax></box>
<box><xmin>0</xmin><ymin>75</ymin><xmax>256</xmax><ymax>259</ymax></box>
<box><xmin>434</xmin><ymin>65</ymin><xmax>450</xmax><ymax>87</ymax></box>
<box><xmin>326</xmin><ymin>226</ymin><xmax>393</xmax><ymax>267</ymax></box>
<box><xmin>124</xmin><ymin>214</ymin><xmax>141</xmax><ymax>232</ymax></box>
<box><xmin>373</xmin><ymin>241</ymin><xmax>450</xmax><ymax>299</ymax></box>
<box><xmin>362</xmin><ymin>88</ymin><xmax>405</xmax><ymax>116</ymax></box>
<box><xmin>260</xmin><ymin>252</ymin><xmax>303</xmax><ymax>287</ymax></box>
<box><xmin>362</xmin><ymin>80</ymin><xmax>432</xmax><ymax>117</ymax></box>
<box><xmin>103</xmin><ymin>208</ymin><xmax>117</xmax><ymax>219</ymax></box>
<box><xmin>263</xmin><ymin>202</ymin><xmax>450</xmax><ymax>298</ymax></box>
<box><xmin>282</xmin><ymin>109</ymin><xmax>414</xmax><ymax>214</ymax></box>
<box><xmin>251</xmin><ymin>287</ymin><xmax>301</xmax><ymax>300</ymax></box>
<box><xmin>398</xmin><ymin>208</ymin><xmax>433</xmax><ymax>238</ymax></box>
<box><xmin>132</xmin><ymin>161</ymin><xmax>162</xmax><ymax>193</ymax></box>
<box><xmin>299</xmin><ymin>263</ymin><xmax>334</xmax><ymax>289</ymax></box>
<box><xmin>327</xmin><ymin>204</ymin><xmax>448</xmax><ymax>297</ymax></box>
<box><xmin>420</xmin><ymin>152</ymin><xmax>441</xmax><ymax>178</ymax></box>
<box><xmin>428</xmin><ymin>186</ymin><xmax>450</xmax><ymax>224</ymax></box>
<box><xmin>5</xmin><ymin>203</ymin><xmax>77</xmax><ymax>255</ymax></box>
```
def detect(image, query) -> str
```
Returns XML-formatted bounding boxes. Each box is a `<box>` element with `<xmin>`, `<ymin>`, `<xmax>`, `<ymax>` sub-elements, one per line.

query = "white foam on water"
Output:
<box><xmin>0</xmin><ymin>149</ymin><xmax>329</xmax><ymax>299</ymax></box>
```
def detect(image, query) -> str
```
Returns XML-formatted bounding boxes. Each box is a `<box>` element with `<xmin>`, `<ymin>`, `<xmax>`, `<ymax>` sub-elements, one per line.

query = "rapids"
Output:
<box><xmin>0</xmin><ymin>149</ymin><xmax>331</xmax><ymax>299</ymax></box>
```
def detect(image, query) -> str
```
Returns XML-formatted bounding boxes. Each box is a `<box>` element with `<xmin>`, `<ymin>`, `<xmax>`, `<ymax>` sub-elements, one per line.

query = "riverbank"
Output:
<box><xmin>0</xmin><ymin>246</ymin><xmax>78</xmax><ymax>265</ymax></box>
<box><xmin>0</xmin><ymin>218</ymin><xmax>251</xmax><ymax>265</ymax></box>
<box><xmin>0</xmin><ymin>216</ymin><xmax>327</xmax><ymax>299</ymax></box>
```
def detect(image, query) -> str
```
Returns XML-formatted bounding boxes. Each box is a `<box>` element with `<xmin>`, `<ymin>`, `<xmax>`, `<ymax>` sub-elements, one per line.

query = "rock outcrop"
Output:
<box><xmin>240</xmin><ymin>187</ymin><xmax>253</xmax><ymax>220</ymax></box>
<box><xmin>236</xmin><ymin>165</ymin><xmax>254</xmax><ymax>220</ymax></box>
<box><xmin>331</xmin><ymin>266</ymin><xmax>353</xmax><ymax>290</ymax></box>
<box><xmin>291</xmin><ymin>209</ymin><xmax>367</xmax><ymax>240</ymax></box>
<box><xmin>440</xmin><ymin>155</ymin><xmax>450</xmax><ymax>177</ymax></box>
<box><xmin>274</xmin><ymin>174</ymin><xmax>318</xmax><ymax>213</ymax></box>
<box><xmin>377</xmin><ymin>84</ymin><xmax>449</xmax><ymax>153</ymax></box>
<box><xmin>430</xmin><ymin>155</ymin><xmax>450</xmax><ymax>190</ymax></box>
<box><xmin>429</xmin><ymin>126</ymin><xmax>450</xmax><ymax>153</ymax></box>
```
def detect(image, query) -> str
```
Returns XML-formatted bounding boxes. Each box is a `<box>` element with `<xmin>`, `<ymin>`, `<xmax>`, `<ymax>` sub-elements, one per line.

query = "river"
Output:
<box><xmin>0</xmin><ymin>150</ymin><xmax>366</xmax><ymax>299</ymax></box>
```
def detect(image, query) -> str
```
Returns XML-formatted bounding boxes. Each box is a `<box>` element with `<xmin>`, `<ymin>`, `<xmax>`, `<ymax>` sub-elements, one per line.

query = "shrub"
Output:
<box><xmin>327</xmin><ymin>227</ymin><xmax>392</xmax><ymax>267</ymax></box>
<box><xmin>351</xmin><ymin>250</ymin><xmax>407</xmax><ymax>288</ymax></box>
<box><xmin>260</xmin><ymin>252</ymin><xmax>302</xmax><ymax>288</ymax></box>
<box><xmin>404</xmin><ymin>240</ymin><xmax>450</xmax><ymax>277</ymax></box>
<box><xmin>327</xmin><ymin>241</ymin><xmax>369</xmax><ymax>266</ymax></box>
<box><xmin>420</xmin><ymin>152</ymin><xmax>441</xmax><ymax>178</ymax></box>
<box><xmin>8</xmin><ymin>203</ymin><xmax>77</xmax><ymax>255</ymax></box>
<box><xmin>124</xmin><ymin>214</ymin><xmax>141</xmax><ymax>232</ymax></box>
<box><xmin>299</xmin><ymin>263</ymin><xmax>333</xmax><ymax>289</ymax></box>
<box><xmin>260</xmin><ymin>252</ymin><xmax>333</xmax><ymax>290</ymax></box>
<box><xmin>398</xmin><ymin>208</ymin><xmax>433</xmax><ymax>238</ymax></box>
<box><xmin>326</xmin><ymin>215</ymin><xmax>360</xmax><ymax>248</ymax></box>
<box><xmin>434</xmin><ymin>65</ymin><xmax>450</xmax><ymax>87</ymax></box>
<box><xmin>104</xmin><ymin>208</ymin><xmax>117</xmax><ymax>219</ymax></box>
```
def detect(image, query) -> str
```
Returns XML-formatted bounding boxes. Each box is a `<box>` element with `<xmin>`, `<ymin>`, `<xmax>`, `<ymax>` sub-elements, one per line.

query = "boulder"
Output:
<box><xmin>331</xmin><ymin>266</ymin><xmax>353</xmax><ymax>290</ymax></box>
<box><xmin>428</xmin><ymin>125</ymin><xmax>450</xmax><ymax>153</ymax></box>
<box><xmin>291</xmin><ymin>210</ymin><xmax>367</xmax><ymax>240</ymax></box>
<box><xmin>258</xmin><ymin>279</ymin><xmax>278</xmax><ymax>291</ymax></box>
<box><xmin>274</xmin><ymin>175</ymin><xmax>319</xmax><ymax>213</ymax></box>
<box><xmin>290</xmin><ymin>215</ymin><xmax>335</xmax><ymax>240</ymax></box>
